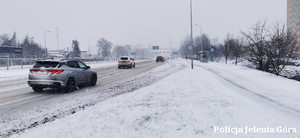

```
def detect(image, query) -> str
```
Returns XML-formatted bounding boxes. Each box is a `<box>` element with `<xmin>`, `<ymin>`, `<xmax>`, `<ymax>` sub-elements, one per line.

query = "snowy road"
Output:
<box><xmin>0</xmin><ymin>61</ymin><xmax>154</xmax><ymax>113</ymax></box>
<box><xmin>0</xmin><ymin>60</ymin><xmax>186</xmax><ymax>137</ymax></box>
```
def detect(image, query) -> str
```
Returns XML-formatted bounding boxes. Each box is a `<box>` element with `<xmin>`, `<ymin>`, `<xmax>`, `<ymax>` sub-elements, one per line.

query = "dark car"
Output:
<box><xmin>156</xmin><ymin>56</ymin><xmax>164</xmax><ymax>62</ymax></box>
<box><xmin>28</xmin><ymin>59</ymin><xmax>97</xmax><ymax>92</ymax></box>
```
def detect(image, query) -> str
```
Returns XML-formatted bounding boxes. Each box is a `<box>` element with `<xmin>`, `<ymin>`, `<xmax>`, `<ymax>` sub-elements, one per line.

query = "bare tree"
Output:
<box><xmin>96</xmin><ymin>38</ymin><xmax>112</xmax><ymax>60</ymax></box>
<box><xmin>229</xmin><ymin>37</ymin><xmax>244</xmax><ymax>65</ymax></box>
<box><xmin>241</xmin><ymin>21</ymin><xmax>269</xmax><ymax>71</ymax></box>
<box><xmin>223</xmin><ymin>34</ymin><xmax>234</xmax><ymax>64</ymax></box>
<box><xmin>267</xmin><ymin>24</ymin><xmax>297</xmax><ymax>75</ymax></box>
<box><xmin>242</xmin><ymin>21</ymin><xmax>299</xmax><ymax>75</ymax></box>
<box><xmin>113</xmin><ymin>45</ymin><xmax>131</xmax><ymax>58</ymax></box>
<box><xmin>179</xmin><ymin>36</ymin><xmax>191</xmax><ymax>59</ymax></box>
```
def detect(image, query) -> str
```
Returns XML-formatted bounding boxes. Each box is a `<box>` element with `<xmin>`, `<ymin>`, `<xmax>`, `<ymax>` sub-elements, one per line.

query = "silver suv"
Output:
<box><xmin>28</xmin><ymin>59</ymin><xmax>97</xmax><ymax>92</ymax></box>
<box><xmin>118</xmin><ymin>56</ymin><xmax>135</xmax><ymax>69</ymax></box>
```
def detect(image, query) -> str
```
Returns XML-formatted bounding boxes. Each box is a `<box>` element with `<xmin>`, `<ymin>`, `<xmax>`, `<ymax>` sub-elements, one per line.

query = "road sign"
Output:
<box><xmin>131</xmin><ymin>52</ymin><xmax>136</xmax><ymax>55</ymax></box>
<box><xmin>152</xmin><ymin>46</ymin><xmax>159</xmax><ymax>50</ymax></box>
<box><xmin>210</xmin><ymin>48</ymin><xmax>214</xmax><ymax>53</ymax></box>
<box><xmin>172</xmin><ymin>51</ymin><xmax>178</xmax><ymax>55</ymax></box>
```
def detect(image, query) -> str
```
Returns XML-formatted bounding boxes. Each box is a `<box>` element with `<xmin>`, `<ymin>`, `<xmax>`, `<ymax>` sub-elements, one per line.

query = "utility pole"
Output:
<box><xmin>167</xmin><ymin>36</ymin><xmax>172</xmax><ymax>61</ymax></box>
<box><xmin>44</xmin><ymin>30</ymin><xmax>51</xmax><ymax>57</ymax></box>
<box><xmin>190</xmin><ymin>0</ymin><xmax>194</xmax><ymax>69</ymax></box>
<box><xmin>88</xmin><ymin>39</ymin><xmax>94</xmax><ymax>58</ymax></box>
<box><xmin>56</xmin><ymin>28</ymin><xmax>59</xmax><ymax>50</ymax></box>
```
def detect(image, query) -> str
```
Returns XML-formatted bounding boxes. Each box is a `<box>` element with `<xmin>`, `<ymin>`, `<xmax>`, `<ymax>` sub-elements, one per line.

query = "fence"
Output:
<box><xmin>0</xmin><ymin>58</ymin><xmax>120</xmax><ymax>71</ymax></box>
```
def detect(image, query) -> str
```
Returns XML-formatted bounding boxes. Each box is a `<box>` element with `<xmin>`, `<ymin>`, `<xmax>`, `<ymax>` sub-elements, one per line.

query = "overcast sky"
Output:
<box><xmin>0</xmin><ymin>0</ymin><xmax>286</xmax><ymax>54</ymax></box>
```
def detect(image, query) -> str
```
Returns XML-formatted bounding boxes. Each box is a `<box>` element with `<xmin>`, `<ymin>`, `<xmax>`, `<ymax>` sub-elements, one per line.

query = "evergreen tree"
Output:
<box><xmin>72</xmin><ymin>40</ymin><xmax>81</xmax><ymax>58</ymax></box>
<box><xmin>10</xmin><ymin>32</ymin><xmax>17</xmax><ymax>47</ymax></box>
<box><xmin>21</xmin><ymin>35</ymin><xmax>45</xmax><ymax>58</ymax></box>
<box><xmin>0</xmin><ymin>34</ymin><xmax>11</xmax><ymax>46</ymax></box>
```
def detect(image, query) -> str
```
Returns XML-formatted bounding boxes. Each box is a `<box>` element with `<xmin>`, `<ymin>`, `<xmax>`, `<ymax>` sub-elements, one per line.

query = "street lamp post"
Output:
<box><xmin>190</xmin><ymin>0</ymin><xmax>194</xmax><ymax>69</ymax></box>
<box><xmin>44</xmin><ymin>30</ymin><xmax>51</xmax><ymax>57</ymax></box>
<box><xmin>167</xmin><ymin>36</ymin><xmax>172</xmax><ymax>61</ymax></box>
<box><xmin>88</xmin><ymin>39</ymin><xmax>94</xmax><ymax>58</ymax></box>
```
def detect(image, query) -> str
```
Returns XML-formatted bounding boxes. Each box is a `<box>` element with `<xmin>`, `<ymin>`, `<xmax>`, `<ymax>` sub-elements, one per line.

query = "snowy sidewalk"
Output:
<box><xmin>14</xmin><ymin>61</ymin><xmax>300</xmax><ymax>138</ymax></box>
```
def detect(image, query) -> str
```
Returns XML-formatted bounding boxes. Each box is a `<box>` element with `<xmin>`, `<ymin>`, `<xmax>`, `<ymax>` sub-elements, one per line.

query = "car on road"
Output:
<box><xmin>156</xmin><ymin>56</ymin><xmax>165</xmax><ymax>62</ymax></box>
<box><xmin>28</xmin><ymin>59</ymin><xmax>97</xmax><ymax>92</ymax></box>
<box><xmin>118</xmin><ymin>56</ymin><xmax>135</xmax><ymax>69</ymax></box>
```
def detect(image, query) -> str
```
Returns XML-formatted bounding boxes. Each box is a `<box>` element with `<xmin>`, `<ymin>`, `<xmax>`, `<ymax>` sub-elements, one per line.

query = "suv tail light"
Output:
<box><xmin>118</xmin><ymin>60</ymin><xmax>122</xmax><ymax>62</ymax></box>
<box><xmin>30</xmin><ymin>69</ymin><xmax>40</xmax><ymax>73</ymax></box>
<box><xmin>51</xmin><ymin>70</ymin><xmax>64</xmax><ymax>74</ymax></box>
<box><xmin>126</xmin><ymin>60</ymin><xmax>130</xmax><ymax>62</ymax></box>
<box><xmin>30</xmin><ymin>69</ymin><xmax>64</xmax><ymax>75</ymax></box>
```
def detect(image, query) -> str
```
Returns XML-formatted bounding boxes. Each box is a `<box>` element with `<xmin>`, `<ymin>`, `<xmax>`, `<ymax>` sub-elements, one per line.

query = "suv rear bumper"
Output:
<box><xmin>118</xmin><ymin>63</ymin><xmax>132</xmax><ymax>66</ymax></box>
<box><xmin>28</xmin><ymin>80</ymin><xmax>66</xmax><ymax>88</ymax></box>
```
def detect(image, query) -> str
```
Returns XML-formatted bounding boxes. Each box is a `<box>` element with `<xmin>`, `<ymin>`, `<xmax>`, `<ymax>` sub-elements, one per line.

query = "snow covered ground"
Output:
<box><xmin>13</xmin><ymin>60</ymin><xmax>300</xmax><ymax>138</ymax></box>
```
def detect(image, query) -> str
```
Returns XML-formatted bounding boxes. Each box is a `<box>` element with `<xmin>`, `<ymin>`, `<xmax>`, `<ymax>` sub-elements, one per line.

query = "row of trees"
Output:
<box><xmin>179</xmin><ymin>21</ymin><xmax>299</xmax><ymax>75</ymax></box>
<box><xmin>95</xmin><ymin>38</ymin><xmax>151</xmax><ymax>60</ymax></box>
<box><xmin>179</xmin><ymin>34</ymin><xmax>224</xmax><ymax>61</ymax></box>
<box><xmin>0</xmin><ymin>32</ymin><xmax>46</xmax><ymax>58</ymax></box>
<box><xmin>0</xmin><ymin>32</ymin><xmax>82</xmax><ymax>58</ymax></box>
<box><xmin>0</xmin><ymin>32</ymin><xmax>149</xmax><ymax>59</ymax></box>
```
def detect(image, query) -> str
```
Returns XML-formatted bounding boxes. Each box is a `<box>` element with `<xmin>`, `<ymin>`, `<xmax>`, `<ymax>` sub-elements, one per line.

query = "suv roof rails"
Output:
<box><xmin>37</xmin><ymin>57</ymin><xmax>54</xmax><ymax>61</ymax></box>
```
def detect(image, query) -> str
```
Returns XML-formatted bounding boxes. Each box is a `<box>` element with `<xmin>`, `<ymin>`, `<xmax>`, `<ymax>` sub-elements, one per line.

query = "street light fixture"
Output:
<box><xmin>44</xmin><ymin>30</ymin><xmax>51</xmax><ymax>57</ymax></box>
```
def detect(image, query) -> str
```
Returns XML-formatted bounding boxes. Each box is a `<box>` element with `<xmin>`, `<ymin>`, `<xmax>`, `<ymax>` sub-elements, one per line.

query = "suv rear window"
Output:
<box><xmin>121</xmin><ymin>57</ymin><xmax>128</xmax><ymax>60</ymax></box>
<box><xmin>33</xmin><ymin>61</ymin><xmax>60</xmax><ymax>68</ymax></box>
<box><xmin>66</xmin><ymin>61</ymin><xmax>80</xmax><ymax>68</ymax></box>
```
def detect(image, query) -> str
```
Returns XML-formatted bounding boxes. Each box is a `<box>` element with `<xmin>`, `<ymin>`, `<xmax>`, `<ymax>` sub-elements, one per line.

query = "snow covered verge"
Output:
<box><xmin>12</xmin><ymin>60</ymin><xmax>300</xmax><ymax>138</ymax></box>
<box><xmin>229</xmin><ymin>59</ymin><xmax>300</xmax><ymax>79</ymax></box>
<box><xmin>1</xmin><ymin>61</ymin><xmax>185</xmax><ymax>138</ymax></box>
<box><xmin>195</xmin><ymin>62</ymin><xmax>300</xmax><ymax>115</ymax></box>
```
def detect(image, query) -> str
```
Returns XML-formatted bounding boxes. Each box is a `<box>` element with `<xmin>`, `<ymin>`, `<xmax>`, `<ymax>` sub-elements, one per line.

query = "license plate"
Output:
<box><xmin>36</xmin><ymin>71</ymin><xmax>48</xmax><ymax>75</ymax></box>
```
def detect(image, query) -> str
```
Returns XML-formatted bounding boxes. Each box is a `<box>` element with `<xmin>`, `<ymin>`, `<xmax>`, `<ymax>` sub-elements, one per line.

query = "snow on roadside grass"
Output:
<box><xmin>14</xmin><ymin>60</ymin><xmax>300</xmax><ymax>138</ymax></box>
<box><xmin>196</xmin><ymin>62</ymin><xmax>300</xmax><ymax>115</ymax></box>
